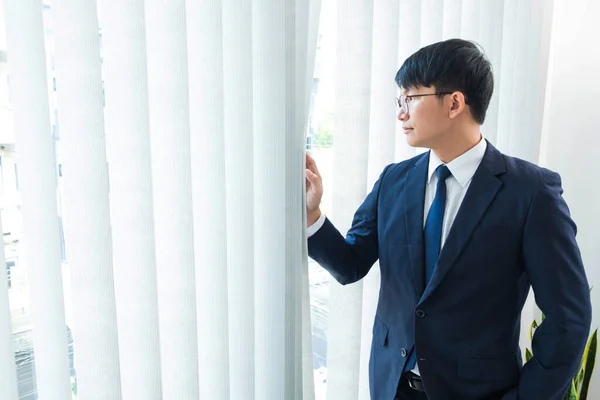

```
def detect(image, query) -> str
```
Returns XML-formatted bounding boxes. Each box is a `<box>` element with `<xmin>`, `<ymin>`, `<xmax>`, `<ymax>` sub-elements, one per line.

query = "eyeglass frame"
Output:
<box><xmin>396</xmin><ymin>92</ymin><xmax>453</xmax><ymax>116</ymax></box>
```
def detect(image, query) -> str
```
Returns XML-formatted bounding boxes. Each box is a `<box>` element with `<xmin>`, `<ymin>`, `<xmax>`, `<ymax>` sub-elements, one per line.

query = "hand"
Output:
<box><xmin>305</xmin><ymin>152</ymin><xmax>323</xmax><ymax>225</ymax></box>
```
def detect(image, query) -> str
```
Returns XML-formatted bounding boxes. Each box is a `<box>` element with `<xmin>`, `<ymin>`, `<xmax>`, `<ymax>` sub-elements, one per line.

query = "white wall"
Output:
<box><xmin>540</xmin><ymin>0</ymin><xmax>600</xmax><ymax>395</ymax></box>
<box><xmin>0</xmin><ymin>0</ymin><xmax>12</xmax><ymax>145</ymax></box>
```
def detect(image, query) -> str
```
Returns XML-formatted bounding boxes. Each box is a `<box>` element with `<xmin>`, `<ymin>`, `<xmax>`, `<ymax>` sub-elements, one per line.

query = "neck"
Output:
<box><xmin>431</xmin><ymin>126</ymin><xmax>482</xmax><ymax>163</ymax></box>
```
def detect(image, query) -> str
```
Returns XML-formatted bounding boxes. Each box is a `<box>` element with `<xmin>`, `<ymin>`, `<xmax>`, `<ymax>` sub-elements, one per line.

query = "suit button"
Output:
<box><xmin>400</xmin><ymin>348</ymin><xmax>407</xmax><ymax>357</ymax></box>
<box><xmin>415</xmin><ymin>309</ymin><xmax>426</xmax><ymax>318</ymax></box>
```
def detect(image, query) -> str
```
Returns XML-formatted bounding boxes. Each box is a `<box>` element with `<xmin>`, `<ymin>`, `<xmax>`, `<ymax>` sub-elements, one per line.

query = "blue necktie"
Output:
<box><xmin>404</xmin><ymin>165</ymin><xmax>451</xmax><ymax>373</ymax></box>
<box><xmin>424</xmin><ymin>165</ymin><xmax>452</xmax><ymax>285</ymax></box>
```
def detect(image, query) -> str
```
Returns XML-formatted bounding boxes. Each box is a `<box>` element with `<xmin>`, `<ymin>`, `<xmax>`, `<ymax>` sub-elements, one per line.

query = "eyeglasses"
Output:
<box><xmin>396</xmin><ymin>92</ymin><xmax>452</xmax><ymax>116</ymax></box>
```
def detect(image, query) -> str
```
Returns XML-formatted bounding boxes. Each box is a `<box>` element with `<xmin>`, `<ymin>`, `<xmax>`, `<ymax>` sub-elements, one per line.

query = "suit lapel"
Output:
<box><xmin>418</xmin><ymin>142</ymin><xmax>506</xmax><ymax>305</ymax></box>
<box><xmin>404</xmin><ymin>153</ymin><xmax>429</xmax><ymax>297</ymax></box>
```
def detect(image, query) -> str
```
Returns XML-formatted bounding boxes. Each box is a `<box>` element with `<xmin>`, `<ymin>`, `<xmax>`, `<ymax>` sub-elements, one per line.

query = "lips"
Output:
<box><xmin>403</xmin><ymin>127</ymin><xmax>413</xmax><ymax>134</ymax></box>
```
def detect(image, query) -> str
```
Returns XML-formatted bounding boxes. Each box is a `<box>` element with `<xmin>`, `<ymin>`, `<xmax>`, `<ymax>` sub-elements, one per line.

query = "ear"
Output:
<box><xmin>448</xmin><ymin>91</ymin><xmax>467</xmax><ymax>119</ymax></box>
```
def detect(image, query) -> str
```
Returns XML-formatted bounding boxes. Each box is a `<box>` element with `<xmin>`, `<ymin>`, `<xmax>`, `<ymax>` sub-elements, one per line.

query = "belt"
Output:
<box><xmin>403</xmin><ymin>371</ymin><xmax>425</xmax><ymax>392</ymax></box>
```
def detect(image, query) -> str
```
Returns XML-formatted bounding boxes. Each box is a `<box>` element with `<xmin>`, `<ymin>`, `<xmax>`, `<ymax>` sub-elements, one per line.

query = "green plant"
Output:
<box><xmin>525</xmin><ymin>290</ymin><xmax>597</xmax><ymax>399</ymax></box>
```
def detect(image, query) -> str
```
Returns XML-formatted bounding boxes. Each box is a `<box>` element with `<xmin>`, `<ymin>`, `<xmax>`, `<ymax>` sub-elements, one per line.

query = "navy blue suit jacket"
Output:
<box><xmin>308</xmin><ymin>142</ymin><xmax>591</xmax><ymax>400</ymax></box>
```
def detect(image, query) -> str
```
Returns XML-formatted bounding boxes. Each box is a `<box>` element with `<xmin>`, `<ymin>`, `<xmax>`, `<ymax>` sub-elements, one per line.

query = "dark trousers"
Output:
<box><xmin>394</xmin><ymin>373</ymin><xmax>429</xmax><ymax>400</ymax></box>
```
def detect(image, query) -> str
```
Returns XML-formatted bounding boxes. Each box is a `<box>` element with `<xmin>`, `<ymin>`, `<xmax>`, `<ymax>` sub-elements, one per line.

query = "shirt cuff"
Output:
<box><xmin>306</xmin><ymin>212</ymin><xmax>326</xmax><ymax>238</ymax></box>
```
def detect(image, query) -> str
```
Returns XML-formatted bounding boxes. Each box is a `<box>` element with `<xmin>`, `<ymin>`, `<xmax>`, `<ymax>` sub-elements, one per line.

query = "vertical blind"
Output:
<box><xmin>2</xmin><ymin>0</ymin><xmax>321</xmax><ymax>398</ymax></box>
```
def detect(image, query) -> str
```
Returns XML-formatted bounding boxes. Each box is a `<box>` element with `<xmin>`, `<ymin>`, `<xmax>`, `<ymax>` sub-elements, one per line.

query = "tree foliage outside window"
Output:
<box><xmin>313</xmin><ymin>113</ymin><xmax>334</xmax><ymax>148</ymax></box>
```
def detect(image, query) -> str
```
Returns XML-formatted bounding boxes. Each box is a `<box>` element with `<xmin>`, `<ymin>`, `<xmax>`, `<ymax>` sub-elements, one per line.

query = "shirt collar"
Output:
<box><xmin>427</xmin><ymin>136</ymin><xmax>487</xmax><ymax>188</ymax></box>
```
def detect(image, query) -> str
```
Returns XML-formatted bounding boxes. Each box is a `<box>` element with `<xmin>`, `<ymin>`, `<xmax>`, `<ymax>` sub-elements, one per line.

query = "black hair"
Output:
<box><xmin>395</xmin><ymin>38</ymin><xmax>494</xmax><ymax>125</ymax></box>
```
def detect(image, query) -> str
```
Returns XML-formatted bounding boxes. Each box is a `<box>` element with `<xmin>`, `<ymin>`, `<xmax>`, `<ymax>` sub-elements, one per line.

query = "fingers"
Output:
<box><xmin>305</xmin><ymin>152</ymin><xmax>321</xmax><ymax>177</ymax></box>
<box><xmin>305</xmin><ymin>153</ymin><xmax>315</xmax><ymax>168</ymax></box>
<box><xmin>305</xmin><ymin>168</ymin><xmax>317</xmax><ymax>182</ymax></box>
<box><xmin>305</xmin><ymin>168</ymin><xmax>321</xmax><ymax>189</ymax></box>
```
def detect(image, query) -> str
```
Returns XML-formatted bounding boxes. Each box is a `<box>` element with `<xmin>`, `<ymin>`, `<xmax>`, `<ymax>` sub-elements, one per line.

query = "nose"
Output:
<box><xmin>397</xmin><ymin>108</ymin><xmax>408</xmax><ymax>122</ymax></box>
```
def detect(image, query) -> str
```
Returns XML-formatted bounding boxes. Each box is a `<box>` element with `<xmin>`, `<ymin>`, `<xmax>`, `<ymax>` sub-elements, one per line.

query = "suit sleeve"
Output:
<box><xmin>307</xmin><ymin>164</ymin><xmax>392</xmax><ymax>285</ymax></box>
<box><xmin>519</xmin><ymin>170</ymin><xmax>592</xmax><ymax>399</ymax></box>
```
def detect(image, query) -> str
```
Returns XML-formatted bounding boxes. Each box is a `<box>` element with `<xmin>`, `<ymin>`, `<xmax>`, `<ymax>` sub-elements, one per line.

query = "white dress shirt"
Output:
<box><xmin>424</xmin><ymin>137</ymin><xmax>487</xmax><ymax>248</ymax></box>
<box><xmin>307</xmin><ymin>136</ymin><xmax>487</xmax><ymax>374</ymax></box>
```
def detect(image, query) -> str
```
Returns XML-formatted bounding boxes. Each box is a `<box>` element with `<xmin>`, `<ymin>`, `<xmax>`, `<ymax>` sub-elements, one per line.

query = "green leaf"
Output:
<box><xmin>541</xmin><ymin>312</ymin><xmax>546</xmax><ymax>322</ymax></box>
<box><xmin>576</xmin><ymin>366</ymin><xmax>585</xmax><ymax>391</ymax></box>
<box><xmin>525</xmin><ymin>348</ymin><xmax>533</xmax><ymax>362</ymax></box>
<box><xmin>574</xmin><ymin>342</ymin><xmax>588</xmax><ymax>393</ymax></box>
<box><xmin>579</xmin><ymin>329</ymin><xmax>598</xmax><ymax>400</ymax></box>
<box><xmin>564</xmin><ymin>381</ymin><xmax>577</xmax><ymax>400</ymax></box>
<box><xmin>529</xmin><ymin>320</ymin><xmax>538</xmax><ymax>342</ymax></box>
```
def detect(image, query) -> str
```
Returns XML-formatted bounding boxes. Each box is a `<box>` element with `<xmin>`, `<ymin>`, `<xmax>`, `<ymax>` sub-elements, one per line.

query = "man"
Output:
<box><xmin>304</xmin><ymin>39</ymin><xmax>592</xmax><ymax>400</ymax></box>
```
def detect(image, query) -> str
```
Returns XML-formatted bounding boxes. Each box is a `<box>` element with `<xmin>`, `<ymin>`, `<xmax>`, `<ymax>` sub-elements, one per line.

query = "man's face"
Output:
<box><xmin>397</xmin><ymin>85</ymin><xmax>451</xmax><ymax>149</ymax></box>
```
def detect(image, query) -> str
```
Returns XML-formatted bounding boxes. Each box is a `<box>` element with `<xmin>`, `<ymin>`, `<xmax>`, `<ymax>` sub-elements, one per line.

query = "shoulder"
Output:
<box><xmin>490</xmin><ymin>149</ymin><xmax>565</xmax><ymax>220</ymax></box>
<box><xmin>379</xmin><ymin>152</ymin><xmax>428</xmax><ymax>183</ymax></box>
<box><xmin>498</xmin><ymin>152</ymin><xmax>561</xmax><ymax>191</ymax></box>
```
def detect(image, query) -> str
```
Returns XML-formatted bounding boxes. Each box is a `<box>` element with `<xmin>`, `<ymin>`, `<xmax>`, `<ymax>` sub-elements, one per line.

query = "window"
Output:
<box><xmin>6</xmin><ymin>260</ymin><xmax>14</xmax><ymax>289</ymax></box>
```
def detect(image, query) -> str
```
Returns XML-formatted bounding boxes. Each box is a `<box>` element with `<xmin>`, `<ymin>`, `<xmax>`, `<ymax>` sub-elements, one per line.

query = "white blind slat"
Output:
<box><xmin>300</xmin><ymin>1</ymin><xmax>322</xmax><ymax>398</ymax></box>
<box><xmin>4</xmin><ymin>1</ymin><xmax>72</xmax><ymax>398</ymax></box>
<box><xmin>186</xmin><ymin>0</ymin><xmax>231</xmax><ymax>398</ymax></box>
<box><xmin>221</xmin><ymin>0</ymin><xmax>256</xmax><ymax>397</ymax></box>
<box><xmin>144</xmin><ymin>1</ymin><xmax>199</xmax><ymax>398</ymax></box>
<box><xmin>252</xmin><ymin>0</ymin><xmax>296</xmax><ymax>397</ymax></box>
<box><xmin>477</xmin><ymin>0</ymin><xmax>505</xmax><ymax>144</ymax></box>
<box><xmin>495</xmin><ymin>0</ymin><xmax>519</xmax><ymax>153</ymax></box>
<box><xmin>442</xmin><ymin>0</ymin><xmax>462</xmax><ymax>39</ymax></box>
<box><xmin>52</xmin><ymin>0</ymin><xmax>122</xmax><ymax>397</ymax></box>
<box><xmin>99</xmin><ymin>1</ymin><xmax>162</xmax><ymax>397</ymax></box>
<box><xmin>395</xmin><ymin>0</ymin><xmax>421</xmax><ymax>161</ymax></box>
<box><xmin>326</xmin><ymin>0</ymin><xmax>374</xmax><ymax>398</ymax></box>
<box><xmin>460</xmin><ymin>0</ymin><xmax>480</xmax><ymax>40</ymax></box>
<box><xmin>358</xmin><ymin>0</ymin><xmax>400</xmax><ymax>396</ymax></box>
<box><xmin>420</xmin><ymin>0</ymin><xmax>444</xmax><ymax>46</ymax></box>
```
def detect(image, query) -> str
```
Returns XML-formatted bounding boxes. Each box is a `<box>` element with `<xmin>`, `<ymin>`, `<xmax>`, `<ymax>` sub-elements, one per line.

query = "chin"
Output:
<box><xmin>406</xmin><ymin>134</ymin><xmax>435</xmax><ymax>150</ymax></box>
<box><xmin>405</xmin><ymin>135</ymin><xmax>423</xmax><ymax>148</ymax></box>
